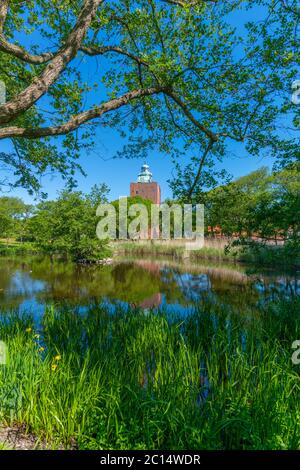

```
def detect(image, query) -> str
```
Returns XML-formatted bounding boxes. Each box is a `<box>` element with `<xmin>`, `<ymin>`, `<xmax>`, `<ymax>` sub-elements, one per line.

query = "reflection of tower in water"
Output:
<box><xmin>133</xmin><ymin>260</ymin><xmax>162</xmax><ymax>308</ymax></box>
<box><xmin>139</xmin><ymin>292</ymin><xmax>162</xmax><ymax>309</ymax></box>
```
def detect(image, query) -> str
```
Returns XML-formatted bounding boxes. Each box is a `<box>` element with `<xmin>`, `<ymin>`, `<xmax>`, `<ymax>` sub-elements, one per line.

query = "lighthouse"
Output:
<box><xmin>130</xmin><ymin>163</ymin><xmax>161</xmax><ymax>205</ymax></box>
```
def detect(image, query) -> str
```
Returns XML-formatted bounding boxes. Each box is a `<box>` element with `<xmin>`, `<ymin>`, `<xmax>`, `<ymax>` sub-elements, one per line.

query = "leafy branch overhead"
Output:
<box><xmin>0</xmin><ymin>0</ymin><xmax>298</xmax><ymax>194</ymax></box>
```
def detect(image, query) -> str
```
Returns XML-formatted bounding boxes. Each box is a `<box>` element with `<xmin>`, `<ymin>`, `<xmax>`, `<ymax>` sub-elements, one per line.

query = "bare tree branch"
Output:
<box><xmin>161</xmin><ymin>0</ymin><xmax>216</xmax><ymax>6</ymax></box>
<box><xmin>0</xmin><ymin>39</ymin><xmax>149</xmax><ymax>67</ymax></box>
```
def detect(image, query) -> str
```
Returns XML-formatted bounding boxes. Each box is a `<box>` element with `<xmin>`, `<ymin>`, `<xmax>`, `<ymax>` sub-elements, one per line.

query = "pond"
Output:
<box><xmin>0</xmin><ymin>254</ymin><xmax>300</xmax><ymax>450</ymax></box>
<box><xmin>0</xmin><ymin>255</ymin><xmax>299</xmax><ymax>318</ymax></box>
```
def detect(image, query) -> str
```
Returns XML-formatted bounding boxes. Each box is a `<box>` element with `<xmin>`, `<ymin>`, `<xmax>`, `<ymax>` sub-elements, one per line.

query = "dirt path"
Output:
<box><xmin>0</xmin><ymin>425</ymin><xmax>43</xmax><ymax>450</ymax></box>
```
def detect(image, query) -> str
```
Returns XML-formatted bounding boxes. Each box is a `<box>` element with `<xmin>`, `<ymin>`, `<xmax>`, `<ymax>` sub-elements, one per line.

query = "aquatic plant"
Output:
<box><xmin>0</xmin><ymin>297</ymin><xmax>299</xmax><ymax>449</ymax></box>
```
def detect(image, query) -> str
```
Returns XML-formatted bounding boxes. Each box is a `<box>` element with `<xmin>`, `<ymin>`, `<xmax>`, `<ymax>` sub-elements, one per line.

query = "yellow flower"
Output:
<box><xmin>39</xmin><ymin>347</ymin><xmax>45</xmax><ymax>352</ymax></box>
<box><xmin>54</xmin><ymin>355</ymin><xmax>61</xmax><ymax>361</ymax></box>
<box><xmin>51</xmin><ymin>364</ymin><xmax>58</xmax><ymax>371</ymax></box>
<box><xmin>25</xmin><ymin>327</ymin><xmax>32</xmax><ymax>333</ymax></box>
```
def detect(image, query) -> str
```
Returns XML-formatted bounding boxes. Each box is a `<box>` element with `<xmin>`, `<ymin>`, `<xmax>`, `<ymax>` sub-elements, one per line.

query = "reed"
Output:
<box><xmin>112</xmin><ymin>238</ymin><xmax>234</xmax><ymax>261</ymax></box>
<box><xmin>0</xmin><ymin>297</ymin><xmax>299</xmax><ymax>450</ymax></box>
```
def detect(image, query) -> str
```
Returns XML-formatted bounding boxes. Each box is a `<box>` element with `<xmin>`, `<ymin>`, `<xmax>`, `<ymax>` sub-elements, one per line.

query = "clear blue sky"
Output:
<box><xmin>1</xmin><ymin>129</ymin><xmax>273</xmax><ymax>204</ymax></box>
<box><xmin>0</xmin><ymin>3</ymin><xmax>276</xmax><ymax>204</ymax></box>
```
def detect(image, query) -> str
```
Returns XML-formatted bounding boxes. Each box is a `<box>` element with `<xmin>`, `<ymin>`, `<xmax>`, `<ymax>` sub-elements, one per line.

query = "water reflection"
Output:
<box><xmin>0</xmin><ymin>255</ymin><xmax>299</xmax><ymax>316</ymax></box>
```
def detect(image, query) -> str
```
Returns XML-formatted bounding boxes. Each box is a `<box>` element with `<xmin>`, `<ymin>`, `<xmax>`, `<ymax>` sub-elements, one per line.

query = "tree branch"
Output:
<box><xmin>280</xmin><ymin>0</ymin><xmax>300</xmax><ymax>17</ymax></box>
<box><xmin>166</xmin><ymin>90</ymin><xmax>219</xmax><ymax>141</ymax></box>
<box><xmin>0</xmin><ymin>0</ymin><xmax>9</xmax><ymax>33</ymax></box>
<box><xmin>0</xmin><ymin>87</ymin><xmax>164</xmax><ymax>140</ymax></box>
<box><xmin>0</xmin><ymin>0</ymin><xmax>103</xmax><ymax>126</ymax></box>
<box><xmin>80</xmin><ymin>45</ymin><xmax>149</xmax><ymax>67</ymax></box>
<box><xmin>0</xmin><ymin>35</ymin><xmax>55</xmax><ymax>64</ymax></box>
<box><xmin>187</xmin><ymin>138</ymin><xmax>214</xmax><ymax>198</ymax></box>
<box><xmin>161</xmin><ymin>0</ymin><xmax>215</xmax><ymax>6</ymax></box>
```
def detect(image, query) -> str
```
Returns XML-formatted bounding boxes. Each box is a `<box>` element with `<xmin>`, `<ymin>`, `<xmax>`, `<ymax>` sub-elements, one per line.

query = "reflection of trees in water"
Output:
<box><xmin>111</xmin><ymin>262</ymin><xmax>131</xmax><ymax>283</ymax></box>
<box><xmin>0</xmin><ymin>255</ymin><xmax>298</xmax><ymax>312</ymax></box>
<box><xmin>160</xmin><ymin>268</ymin><xmax>209</xmax><ymax>305</ymax></box>
<box><xmin>253</xmin><ymin>276</ymin><xmax>300</xmax><ymax>301</ymax></box>
<box><xmin>159</xmin><ymin>264</ymin><xmax>299</xmax><ymax>310</ymax></box>
<box><xmin>0</xmin><ymin>257</ymin><xmax>164</xmax><ymax>309</ymax></box>
<box><xmin>110</xmin><ymin>263</ymin><xmax>160</xmax><ymax>305</ymax></box>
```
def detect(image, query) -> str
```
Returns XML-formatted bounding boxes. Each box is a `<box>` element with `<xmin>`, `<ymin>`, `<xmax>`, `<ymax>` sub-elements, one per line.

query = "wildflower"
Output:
<box><xmin>51</xmin><ymin>364</ymin><xmax>58</xmax><ymax>371</ymax></box>
<box><xmin>25</xmin><ymin>327</ymin><xmax>32</xmax><ymax>333</ymax></box>
<box><xmin>54</xmin><ymin>355</ymin><xmax>61</xmax><ymax>361</ymax></box>
<box><xmin>38</xmin><ymin>347</ymin><xmax>45</xmax><ymax>352</ymax></box>
<box><xmin>34</xmin><ymin>334</ymin><xmax>40</xmax><ymax>339</ymax></box>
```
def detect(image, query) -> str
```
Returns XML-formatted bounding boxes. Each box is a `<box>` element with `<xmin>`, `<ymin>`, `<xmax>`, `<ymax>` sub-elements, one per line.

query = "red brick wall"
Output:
<box><xmin>130</xmin><ymin>182</ymin><xmax>161</xmax><ymax>205</ymax></box>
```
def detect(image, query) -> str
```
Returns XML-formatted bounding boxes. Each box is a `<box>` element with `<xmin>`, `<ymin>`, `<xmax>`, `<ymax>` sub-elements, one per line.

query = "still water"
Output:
<box><xmin>0</xmin><ymin>255</ymin><xmax>299</xmax><ymax>318</ymax></box>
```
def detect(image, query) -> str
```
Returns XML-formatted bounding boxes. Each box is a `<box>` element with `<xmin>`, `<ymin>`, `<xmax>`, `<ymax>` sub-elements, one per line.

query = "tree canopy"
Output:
<box><xmin>0</xmin><ymin>0</ymin><xmax>298</xmax><ymax>195</ymax></box>
<box><xmin>26</xmin><ymin>184</ymin><xmax>110</xmax><ymax>260</ymax></box>
<box><xmin>0</xmin><ymin>195</ymin><xmax>32</xmax><ymax>240</ymax></box>
<box><xmin>204</xmin><ymin>163</ymin><xmax>300</xmax><ymax>245</ymax></box>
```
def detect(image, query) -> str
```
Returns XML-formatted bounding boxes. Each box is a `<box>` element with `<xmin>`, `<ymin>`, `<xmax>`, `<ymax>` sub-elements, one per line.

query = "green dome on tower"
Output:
<box><xmin>137</xmin><ymin>163</ymin><xmax>153</xmax><ymax>183</ymax></box>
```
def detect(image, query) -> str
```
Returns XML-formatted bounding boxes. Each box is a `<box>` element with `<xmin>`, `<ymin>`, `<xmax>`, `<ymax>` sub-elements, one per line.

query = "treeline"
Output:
<box><xmin>204</xmin><ymin>165</ymin><xmax>299</xmax><ymax>245</ymax></box>
<box><xmin>0</xmin><ymin>188</ymin><xmax>155</xmax><ymax>259</ymax></box>
<box><xmin>0</xmin><ymin>166</ymin><xmax>299</xmax><ymax>263</ymax></box>
<box><xmin>0</xmin><ymin>184</ymin><xmax>110</xmax><ymax>261</ymax></box>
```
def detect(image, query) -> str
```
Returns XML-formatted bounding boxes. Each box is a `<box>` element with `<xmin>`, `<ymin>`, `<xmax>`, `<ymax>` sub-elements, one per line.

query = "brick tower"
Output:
<box><xmin>130</xmin><ymin>163</ymin><xmax>161</xmax><ymax>204</ymax></box>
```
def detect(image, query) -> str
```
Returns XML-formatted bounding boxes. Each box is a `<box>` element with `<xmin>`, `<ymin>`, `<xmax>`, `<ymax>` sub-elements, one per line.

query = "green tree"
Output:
<box><xmin>111</xmin><ymin>196</ymin><xmax>153</xmax><ymax>239</ymax></box>
<box><xmin>0</xmin><ymin>196</ymin><xmax>31</xmax><ymax>241</ymax></box>
<box><xmin>204</xmin><ymin>165</ymin><xmax>300</xmax><ymax>245</ymax></box>
<box><xmin>0</xmin><ymin>1</ymin><xmax>298</xmax><ymax>195</ymax></box>
<box><xmin>251</xmin><ymin>164</ymin><xmax>300</xmax><ymax>243</ymax></box>
<box><xmin>28</xmin><ymin>187</ymin><xmax>110</xmax><ymax>260</ymax></box>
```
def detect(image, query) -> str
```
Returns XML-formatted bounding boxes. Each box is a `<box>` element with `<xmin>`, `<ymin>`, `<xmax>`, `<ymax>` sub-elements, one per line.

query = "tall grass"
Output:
<box><xmin>0</xmin><ymin>297</ymin><xmax>300</xmax><ymax>449</ymax></box>
<box><xmin>113</xmin><ymin>238</ymin><xmax>234</xmax><ymax>261</ymax></box>
<box><xmin>113</xmin><ymin>238</ymin><xmax>298</xmax><ymax>268</ymax></box>
<box><xmin>0</xmin><ymin>242</ymin><xmax>39</xmax><ymax>256</ymax></box>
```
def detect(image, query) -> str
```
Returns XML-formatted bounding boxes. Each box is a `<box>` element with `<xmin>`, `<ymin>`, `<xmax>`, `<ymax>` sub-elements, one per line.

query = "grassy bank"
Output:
<box><xmin>0</xmin><ymin>297</ymin><xmax>300</xmax><ymax>450</ymax></box>
<box><xmin>112</xmin><ymin>238</ymin><xmax>299</xmax><ymax>268</ymax></box>
<box><xmin>113</xmin><ymin>239</ymin><xmax>234</xmax><ymax>261</ymax></box>
<box><xmin>0</xmin><ymin>240</ymin><xmax>111</xmax><ymax>262</ymax></box>
<box><xmin>2</xmin><ymin>238</ymin><xmax>298</xmax><ymax>269</ymax></box>
<box><xmin>0</xmin><ymin>240</ymin><xmax>40</xmax><ymax>256</ymax></box>
<box><xmin>237</xmin><ymin>243</ymin><xmax>300</xmax><ymax>269</ymax></box>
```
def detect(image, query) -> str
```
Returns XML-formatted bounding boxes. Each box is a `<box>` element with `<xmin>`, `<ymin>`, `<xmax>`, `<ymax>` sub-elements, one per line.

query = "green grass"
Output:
<box><xmin>0</xmin><ymin>241</ymin><xmax>39</xmax><ymax>256</ymax></box>
<box><xmin>113</xmin><ymin>241</ymin><xmax>186</xmax><ymax>258</ymax></box>
<box><xmin>0</xmin><ymin>442</ymin><xmax>12</xmax><ymax>450</ymax></box>
<box><xmin>190</xmin><ymin>246</ymin><xmax>236</xmax><ymax>262</ymax></box>
<box><xmin>0</xmin><ymin>297</ymin><xmax>300</xmax><ymax>449</ymax></box>
<box><xmin>237</xmin><ymin>243</ymin><xmax>300</xmax><ymax>269</ymax></box>
<box><xmin>113</xmin><ymin>239</ymin><xmax>298</xmax><ymax>268</ymax></box>
<box><xmin>113</xmin><ymin>239</ymin><xmax>233</xmax><ymax>262</ymax></box>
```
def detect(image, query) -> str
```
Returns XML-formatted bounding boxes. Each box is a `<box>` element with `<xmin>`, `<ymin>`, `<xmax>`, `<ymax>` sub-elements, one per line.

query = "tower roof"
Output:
<box><xmin>137</xmin><ymin>163</ymin><xmax>153</xmax><ymax>183</ymax></box>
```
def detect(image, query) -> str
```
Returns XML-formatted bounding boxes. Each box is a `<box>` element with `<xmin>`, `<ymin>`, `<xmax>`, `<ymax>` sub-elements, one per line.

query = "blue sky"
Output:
<box><xmin>0</xmin><ymin>3</ymin><xmax>277</xmax><ymax>204</ymax></box>
<box><xmin>1</xmin><ymin>126</ymin><xmax>273</xmax><ymax>204</ymax></box>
